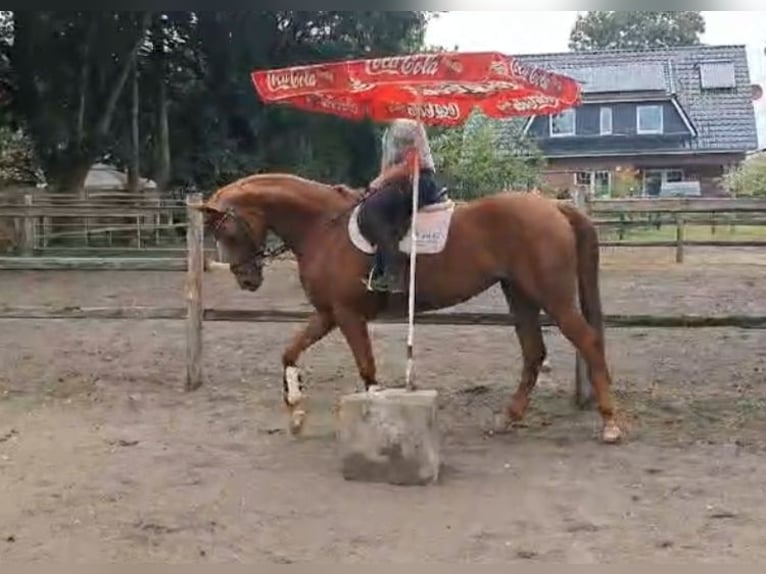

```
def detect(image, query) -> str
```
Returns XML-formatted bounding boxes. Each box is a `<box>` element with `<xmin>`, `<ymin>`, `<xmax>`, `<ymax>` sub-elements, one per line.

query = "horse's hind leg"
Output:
<box><xmin>501</xmin><ymin>280</ymin><xmax>546</xmax><ymax>423</ymax></box>
<box><xmin>545</xmin><ymin>303</ymin><xmax>621</xmax><ymax>444</ymax></box>
<box><xmin>281</xmin><ymin>310</ymin><xmax>336</xmax><ymax>435</ymax></box>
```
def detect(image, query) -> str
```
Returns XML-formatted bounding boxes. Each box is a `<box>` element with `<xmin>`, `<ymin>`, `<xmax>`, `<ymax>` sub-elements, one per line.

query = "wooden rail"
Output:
<box><xmin>588</xmin><ymin>197</ymin><xmax>766</xmax><ymax>213</ymax></box>
<box><xmin>0</xmin><ymin>256</ymin><xmax>220</xmax><ymax>271</ymax></box>
<box><xmin>2</xmin><ymin>306</ymin><xmax>764</xmax><ymax>329</ymax></box>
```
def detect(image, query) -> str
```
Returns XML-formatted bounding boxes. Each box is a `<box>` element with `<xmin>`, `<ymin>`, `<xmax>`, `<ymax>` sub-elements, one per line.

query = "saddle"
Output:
<box><xmin>348</xmin><ymin>187</ymin><xmax>456</xmax><ymax>256</ymax></box>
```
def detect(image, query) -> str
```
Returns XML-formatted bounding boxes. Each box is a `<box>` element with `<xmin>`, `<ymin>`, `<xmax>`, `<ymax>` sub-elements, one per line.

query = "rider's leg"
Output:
<box><xmin>361</xmin><ymin>184</ymin><xmax>407</xmax><ymax>292</ymax></box>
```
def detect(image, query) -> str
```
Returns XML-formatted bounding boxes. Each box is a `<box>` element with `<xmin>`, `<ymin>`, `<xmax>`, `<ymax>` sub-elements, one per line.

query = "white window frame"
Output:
<box><xmin>549</xmin><ymin>109</ymin><xmax>576</xmax><ymax>137</ymax></box>
<box><xmin>599</xmin><ymin>107</ymin><xmax>613</xmax><ymax>135</ymax></box>
<box><xmin>593</xmin><ymin>170</ymin><xmax>612</xmax><ymax>196</ymax></box>
<box><xmin>642</xmin><ymin>168</ymin><xmax>684</xmax><ymax>195</ymax></box>
<box><xmin>573</xmin><ymin>170</ymin><xmax>613</xmax><ymax>197</ymax></box>
<box><xmin>574</xmin><ymin>171</ymin><xmax>591</xmax><ymax>186</ymax></box>
<box><xmin>636</xmin><ymin>105</ymin><xmax>664</xmax><ymax>135</ymax></box>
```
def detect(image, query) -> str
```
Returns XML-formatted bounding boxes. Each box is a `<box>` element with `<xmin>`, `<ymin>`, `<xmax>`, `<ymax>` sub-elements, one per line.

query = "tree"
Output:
<box><xmin>569</xmin><ymin>11</ymin><xmax>705</xmax><ymax>52</ymax></box>
<box><xmin>722</xmin><ymin>153</ymin><xmax>766</xmax><ymax>197</ymax></box>
<box><xmin>429</xmin><ymin>114</ymin><xmax>544</xmax><ymax>200</ymax></box>
<box><xmin>9</xmin><ymin>11</ymin><xmax>151</xmax><ymax>193</ymax></box>
<box><xmin>3</xmin><ymin>11</ymin><xmax>434</xmax><ymax>194</ymax></box>
<box><xmin>167</xmin><ymin>11</ymin><xmax>433</xmax><ymax>189</ymax></box>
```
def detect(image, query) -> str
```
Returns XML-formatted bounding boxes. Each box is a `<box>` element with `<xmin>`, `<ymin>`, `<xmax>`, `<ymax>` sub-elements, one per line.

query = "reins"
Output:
<box><xmin>207</xmin><ymin>180</ymin><xmax>384</xmax><ymax>266</ymax></box>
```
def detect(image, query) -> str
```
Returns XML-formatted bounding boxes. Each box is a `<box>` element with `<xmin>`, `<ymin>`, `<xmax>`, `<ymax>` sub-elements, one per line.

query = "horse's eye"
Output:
<box><xmin>214</xmin><ymin>218</ymin><xmax>238</xmax><ymax>241</ymax></box>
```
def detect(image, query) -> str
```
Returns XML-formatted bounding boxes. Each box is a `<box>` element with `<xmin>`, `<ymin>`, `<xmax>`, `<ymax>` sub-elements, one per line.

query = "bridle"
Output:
<box><xmin>210</xmin><ymin>207</ymin><xmax>289</xmax><ymax>272</ymax></box>
<box><xmin>205</xmin><ymin>180</ymin><xmax>391</xmax><ymax>267</ymax></box>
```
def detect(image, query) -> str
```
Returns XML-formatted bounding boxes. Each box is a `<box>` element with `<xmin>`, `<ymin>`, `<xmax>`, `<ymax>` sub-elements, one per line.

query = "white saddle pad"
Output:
<box><xmin>348</xmin><ymin>199</ymin><xmax>456</xmax><ymax>255</ymax></box>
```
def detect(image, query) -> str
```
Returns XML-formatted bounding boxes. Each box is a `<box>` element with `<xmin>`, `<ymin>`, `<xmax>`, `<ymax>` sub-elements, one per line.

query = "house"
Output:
<box><xmin>513</xmin><ymin>45</ymin><xmax>760</xmax><ymax>198</ymax></box>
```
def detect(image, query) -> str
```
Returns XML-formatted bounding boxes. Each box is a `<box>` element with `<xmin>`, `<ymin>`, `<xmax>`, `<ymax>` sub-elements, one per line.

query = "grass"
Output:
<box><xmin>598</xmin><ymin>222</ymin><xmax>766</xmax><ymax>243</ymax></box>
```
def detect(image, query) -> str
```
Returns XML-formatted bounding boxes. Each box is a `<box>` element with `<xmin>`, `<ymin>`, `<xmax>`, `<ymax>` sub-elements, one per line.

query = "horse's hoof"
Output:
<box><xmin>289</xmin><ymin>408</ymin><xmax>307</xmax><ymax>436</ymax></box>
<box><xmin>602</xmin><ymin>421</ymin><xmax>622</xmax><ymax>444</ymax></box>
<box><xmin>490</xmin><ymin>413</ymin><xmax>513</xmax><ymax>434</ymax></box>
<box><xmin>507</xmin><ymin>397</ymin><xmax>529</xmax><ymax>422</ymax></box>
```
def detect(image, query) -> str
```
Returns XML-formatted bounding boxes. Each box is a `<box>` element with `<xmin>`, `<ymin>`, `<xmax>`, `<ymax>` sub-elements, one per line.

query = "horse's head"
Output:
<box><xmin>195</xmin><ymin>173</ymin><xmax>357</xmax><ymax>291</ymax></box>
<box><xmin>195</xmin><ymin>198</ymin><xmax>268</xmax><ymax>292</ymax></box>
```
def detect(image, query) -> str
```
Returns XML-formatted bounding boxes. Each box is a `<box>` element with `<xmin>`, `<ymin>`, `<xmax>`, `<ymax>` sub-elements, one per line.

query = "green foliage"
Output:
<box><xmin>611</xmin><ymin>166</ymin><xmax>641</xmax><ymax>198</ymax></box>
<box><xmin>2</xmin><ymin>11</ymin><xmax>434</xmax><ymax>193</ymax></box>
<box><xmin>722</xmin><ymin>153</ymin><xmax>766</xmax><ymax>197</ymax></box>
<box><xmin>429</xmin><ymin>114</ymin><xmax>544</xmax><ymax>200</ymax></box>
<box><xmin>569</xmin><ymin>11</ymin><xmax>705</xmax><ymax>52</ymax></box>
<box><xmin>0</xmin><ymin>126</ymin><xmax>44</xmax><ymax>186</ymax></box>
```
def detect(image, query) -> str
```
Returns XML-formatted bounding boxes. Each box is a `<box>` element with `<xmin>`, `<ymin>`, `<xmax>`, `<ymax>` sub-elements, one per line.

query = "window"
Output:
<box><xmin>643</xmin><ymin>169</ymin><xmax>684</xmax><ymax>196</ymax></box>
<box><xmin>637</xmin><ymin>105</ymin><xmax>663</xmax><ymax>135</ymax></box>
<box><xmin>574</xmin><ymin>170</ymin><xmax>612</xmax><ymax>197</ymax></box>
<box><xmin>665</xmin><ymin>169</ymin><xmax>683</xmax><ymax>183</ymax></box>
<box><xmin>550</xmin><ymin>109</ymin><xmax>575</xmax><ymax>137</ymax></box>
<box><xmin>600</xmin><ymin>107</ymin><xmax>613</xmax><ymax>135</ymax></box>
<box><xmin>594</xmin><ymin>171</ymin><xmax>612</xmax><ymax>197</ymax></box>
<box><xmin>575</xmin><ymin>172</ymin><xmax>591</xmax><ymax>186</ymax></box>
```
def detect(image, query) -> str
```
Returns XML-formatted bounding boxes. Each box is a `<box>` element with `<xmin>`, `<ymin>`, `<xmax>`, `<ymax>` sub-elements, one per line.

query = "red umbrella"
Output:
<box><xmin>251</xmin><ymin>51</ymin><xmax>581</xmax><ymax>126</ymax></box>
<box><xmin>250</xmin><ymin>51</ymin><xmax>581</xmax><ymax>390</ymax></box>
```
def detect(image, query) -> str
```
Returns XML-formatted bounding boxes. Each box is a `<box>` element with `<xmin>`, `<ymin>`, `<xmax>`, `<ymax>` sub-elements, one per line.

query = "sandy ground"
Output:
<box><xmin>1</xmin><ymin>246</ymin><xmax>766</xmax><ymax>563</ymax></box>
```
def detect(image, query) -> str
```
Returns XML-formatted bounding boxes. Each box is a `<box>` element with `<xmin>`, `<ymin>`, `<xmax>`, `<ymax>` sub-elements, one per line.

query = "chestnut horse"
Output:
<box><xmin>194</xmin><ymin>172</ymin><xmax>622</xmax><ymax>444</ymax></box>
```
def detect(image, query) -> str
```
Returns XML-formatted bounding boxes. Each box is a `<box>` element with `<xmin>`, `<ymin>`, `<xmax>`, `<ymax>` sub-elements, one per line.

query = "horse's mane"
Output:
<box><xmin>211</xmin><ymin>172</ymin><xmax>362</xmax><ymax>213</ymax></box>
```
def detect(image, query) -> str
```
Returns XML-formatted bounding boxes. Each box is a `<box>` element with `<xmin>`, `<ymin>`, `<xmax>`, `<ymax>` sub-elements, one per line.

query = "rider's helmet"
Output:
<box><xmin>379</xmin><ymin>118</ymin><xmax>435</xmax><ymax>173</ymax></box>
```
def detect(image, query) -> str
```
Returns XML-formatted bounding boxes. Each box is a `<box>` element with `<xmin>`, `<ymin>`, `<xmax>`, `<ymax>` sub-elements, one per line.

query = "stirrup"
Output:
<box><xmin>364</xmin><ymin>266</ymin><xmax>405</xmax><ymax>293</ymax></box>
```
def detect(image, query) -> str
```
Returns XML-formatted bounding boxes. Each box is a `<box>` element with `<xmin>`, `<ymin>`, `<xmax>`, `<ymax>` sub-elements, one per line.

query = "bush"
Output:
<box><xmin>0</xmin><ymin>126</ymin><xmax>44</xmax><ymax>186</ymax></box>
<box><xmin>428</xmin><ymin>114</ymin><xmax>544</xmax><ymax>200</ymax></box>
<box><xmin>721</xmin><ymin>153</ymin><xmax>766</xmax><ymax>197</ymax></box>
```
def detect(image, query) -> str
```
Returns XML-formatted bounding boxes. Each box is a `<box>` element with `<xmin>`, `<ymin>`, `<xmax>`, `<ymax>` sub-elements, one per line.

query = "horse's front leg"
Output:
<box><xmin>334</xmin><ymin>308</ymin><xmax>379</xmax><ymax>392</ymax></box>
<box><xmin>281</xmin><ymin>310</ymin><xmax>336</xmax><ymax>435</ymax></box>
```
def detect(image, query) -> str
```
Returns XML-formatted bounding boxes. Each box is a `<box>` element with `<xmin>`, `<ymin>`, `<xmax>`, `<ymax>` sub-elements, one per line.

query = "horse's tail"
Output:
<box><xmin>556</xmin><ymin>202</ymin><xmax>604</xmax><ymax>340</ymax></box>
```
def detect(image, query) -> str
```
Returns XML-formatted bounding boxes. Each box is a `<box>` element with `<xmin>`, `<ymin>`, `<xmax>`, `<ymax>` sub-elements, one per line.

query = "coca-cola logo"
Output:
<box><xmin>365</xmin><ymin>55</ymin><xmax>441</xmax><ymax>77</ymax></box>
<box><xmin>496</xmin><ymin>94</ymin><xmax>560</xmax><ymax>113</ymax></box>
<box><xmin>421</xmin><ymin>81</ymin><xmax>520</xmax><ymax>98</ymax></box>
<box><xmin>506</xmin><ymin>58</ymin><xmax>564</xmax><ymax>94</ymax></box>
<box><xmin>266</xmin><ymin>69</ymin><xmax>320</xmax><ymax>92</ymax></box>
<box><xmin>314</xmin><ymin>96</ymin><xmax>360</xmax><ymax>115</ymax></box>
<box><xmin>389</xmin><ymin>102</ymin><xmax>461</xmax><ymax>121</ymax></box>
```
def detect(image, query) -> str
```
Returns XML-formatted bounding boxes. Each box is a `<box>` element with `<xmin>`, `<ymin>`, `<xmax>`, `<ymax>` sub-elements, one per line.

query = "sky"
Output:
<box><xmin>425</xmin><ymin>11</ymin><xmax>766</xmax><ymax>147</ymax></box>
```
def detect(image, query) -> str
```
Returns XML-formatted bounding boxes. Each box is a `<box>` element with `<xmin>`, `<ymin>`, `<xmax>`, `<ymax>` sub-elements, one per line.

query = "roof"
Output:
<box><xmin>510</xmin><ymin>44</ymin><xmax>759</xmax><ymax>154</ymax></box>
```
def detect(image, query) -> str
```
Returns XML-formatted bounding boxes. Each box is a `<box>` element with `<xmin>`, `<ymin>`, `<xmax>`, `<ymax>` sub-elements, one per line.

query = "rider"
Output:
<box><xmin>362</xmin><ymin>118</ymin><xmax>442</xmax><ymax>293</ymax></box>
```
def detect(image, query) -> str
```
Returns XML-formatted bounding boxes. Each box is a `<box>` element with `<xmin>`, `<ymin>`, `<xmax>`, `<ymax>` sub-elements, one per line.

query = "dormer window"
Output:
<box><xmin>637</xmin><ymin>105</ymin><xmax>663</xmax><ymax>135</ymax></box>
<box><xmin>549</xmin><ymin>109</ymin><xmax>575</xmax><ymax>137</ymax></box>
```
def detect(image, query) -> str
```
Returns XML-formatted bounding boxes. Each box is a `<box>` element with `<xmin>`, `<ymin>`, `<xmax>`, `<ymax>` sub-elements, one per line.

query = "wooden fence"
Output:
<box><xmin>1</xmin><ymin>193</ymin><xmax>765</xmax><ymax>407</ymax></box>
<box><xmin>4</xmin><ymin>188</ymin><xmax>766</xmax><ymax>269</ymax></box>
<box><xmin>0</xmin><ymin>187</ymin><xmax>192</xmax><ymax>258</ymax></box>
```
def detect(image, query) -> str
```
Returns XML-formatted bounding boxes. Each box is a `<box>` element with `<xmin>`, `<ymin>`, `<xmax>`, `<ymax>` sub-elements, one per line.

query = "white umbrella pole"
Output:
<box><xmin>404</xmin><ymin>124</ymin><xmax>421</xmax><ymax>392</ymax></box>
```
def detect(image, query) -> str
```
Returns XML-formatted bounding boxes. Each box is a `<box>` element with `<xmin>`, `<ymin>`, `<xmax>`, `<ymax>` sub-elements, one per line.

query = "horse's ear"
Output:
<box><xmin>190</xmin><ymin>203</ymin><xmax>225</xmax><ymax>225</ymax></box>
<box><xmin>189</xmin><ymin>202</ymin><xmax>219</xmax><ymax>215</ymax></box>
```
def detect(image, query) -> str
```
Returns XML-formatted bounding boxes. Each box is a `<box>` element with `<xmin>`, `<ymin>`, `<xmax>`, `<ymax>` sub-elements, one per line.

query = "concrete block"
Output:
<box><xmin>337</xmin><ymin>388</ymin><xmax>441</xmax><ymax>486</ymax></box>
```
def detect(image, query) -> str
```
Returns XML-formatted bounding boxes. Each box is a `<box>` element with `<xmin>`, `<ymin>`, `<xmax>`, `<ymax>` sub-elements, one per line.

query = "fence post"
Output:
<box><xmin>675</xmin><ymin>215</ymin><xmax>685</xmax><ymax>264</ymax></box>
<box><xmin>185</xmin><ymin>193</ymin><xmax>204</xmax><ymax>391</ymax></box>
<box><xmin>22</xmin><ymin>194</ymin><xmax>35</xmax><ymax>255</ymax></box>
<box><xmin>573</xmin><ymin>188</ymin><xmax>594</xmax><ymax>408</ymax></box>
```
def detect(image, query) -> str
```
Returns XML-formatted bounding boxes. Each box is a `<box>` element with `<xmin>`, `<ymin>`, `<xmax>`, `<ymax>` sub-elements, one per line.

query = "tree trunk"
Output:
<box><xmin>93</xmin><ymin>12</ymin><xmax>151</xmax><ymax>141</ymax></box>
<box><xmin>76</xmin><ymin>16</ymin><xmax>97</xmax><ymax>146</ymax></box>
<box><xmin>56</xmin><ymin>159</ymin><xmax>93</xmax><ymax>198</ymax></box>
<box><xmin>152</xmin><ymin>16</ymin><xmax>171</xmax><ymax>192</ymax></box>
<box><xmin>155</xmin><ymin>76</ymin><xmax>171</xmax><ymax>191</ymax></box>
<box><xmin>127</xmin><ymin>61</ymin><xmax>140</xmax><ymax>194</ymax></box>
